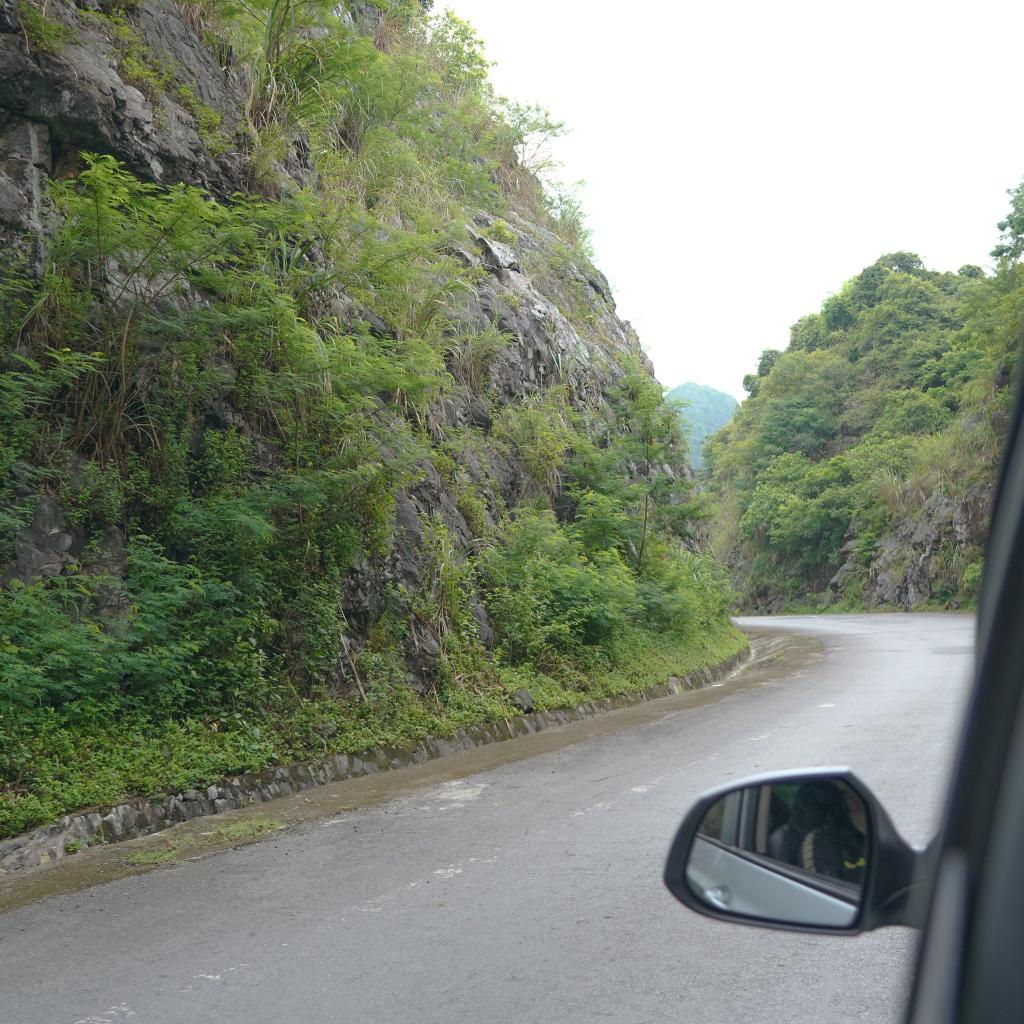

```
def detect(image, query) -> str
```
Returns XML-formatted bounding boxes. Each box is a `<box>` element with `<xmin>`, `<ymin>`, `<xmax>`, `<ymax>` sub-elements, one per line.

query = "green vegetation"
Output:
<box><xmin>14</xmin><ymin>0</ymin><xmax>73</xmax><ymax>54</ymax></box>
<box><xmin>667</xmin><ymin>383</ymin><xmax>738</xmax><ymax>470</ymax></box>
<box><xmin>0</xmin><ymin>2</ymin><xmax>740</xmax><ymax>838</ymax></box>
<box><xmin>214</xmin><ymin>814</ymin><xmax>281</xmax><ymax>841</ymax></box>
<box><xmin>0</xmin><ymin>618</ymin><xmax>744</xmax><ymax>840</ymax></box>
<box><xmin>126</xmin><ymin>844</ymin><xmax>192</xmax><ymax>866</ymax></box>
<box><xmin>124</xmin><ymin>814</ymin><xmax>280</xmax><ymax>866</ymax></box>
<box><xmin>706</xmin><ymin>227</ymin><xmax>1024</xmax><ymax>609</ymax></box>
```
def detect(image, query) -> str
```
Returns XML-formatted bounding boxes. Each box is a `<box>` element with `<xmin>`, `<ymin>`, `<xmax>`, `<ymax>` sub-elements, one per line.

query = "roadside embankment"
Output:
<box><xmin>0</xmin><ymin>630</ymin><xmax>838</xmax><ymax>914</ymax></box>
<box><xmin>1</xmin><ymin>635</ymin><xmax>762</xmax><ymax>883</ymax></box>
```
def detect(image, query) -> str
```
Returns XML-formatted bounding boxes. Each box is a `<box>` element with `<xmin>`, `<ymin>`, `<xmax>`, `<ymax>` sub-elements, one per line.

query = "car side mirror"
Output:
<box><xmin>663</xmin><ymin>768</ymin><xmax>930</xmax><ymax>934</ymax></box>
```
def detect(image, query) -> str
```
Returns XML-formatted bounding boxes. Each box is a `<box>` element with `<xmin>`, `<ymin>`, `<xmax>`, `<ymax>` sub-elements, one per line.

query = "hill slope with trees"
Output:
<box><xmin>0</xmin><ymin>0</ymin><xmax>742</xmax><ymax>840</ymax></box>
<box><xmin>705</xmin><ymin>203</ymin><xmax>1024</xmax><ymax>610</ymax></box>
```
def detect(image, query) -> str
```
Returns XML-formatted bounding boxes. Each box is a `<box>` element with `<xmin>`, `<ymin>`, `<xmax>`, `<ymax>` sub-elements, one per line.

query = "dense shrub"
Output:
<box><xmin>479</xmin><ymin>511</ymin><xmax>638</xmax><ymax>664</ymax></box>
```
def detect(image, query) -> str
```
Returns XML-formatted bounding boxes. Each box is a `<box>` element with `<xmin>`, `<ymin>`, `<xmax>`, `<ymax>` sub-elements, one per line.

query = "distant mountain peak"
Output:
<box><xmin>666</xmin><ymin>383</ymin><xmax>738</xmax><ymax>469</ymax></box>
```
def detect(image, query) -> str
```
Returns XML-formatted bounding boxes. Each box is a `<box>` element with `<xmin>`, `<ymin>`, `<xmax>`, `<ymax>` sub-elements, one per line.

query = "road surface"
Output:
<box><xmin>2</xmin><ymin>614</ymin><xmax>974</xmax><ymax>1024</ymax></box>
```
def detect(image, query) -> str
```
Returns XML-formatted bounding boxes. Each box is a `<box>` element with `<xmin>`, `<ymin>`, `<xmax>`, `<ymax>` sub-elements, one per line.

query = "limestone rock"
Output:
<box><xmin>512</xmin><ymin>688</ymin><xmax>534</xmax><ymax>712</ymax></box>
<box><xmin>3</xmin><ymin>495</ymin><xmax>75</xmax><ymax>584</ymax></box>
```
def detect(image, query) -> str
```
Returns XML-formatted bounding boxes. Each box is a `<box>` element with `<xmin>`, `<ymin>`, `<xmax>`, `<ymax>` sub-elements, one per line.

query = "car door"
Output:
<box><xmin>906</xmin><ymin>367</ymin><xmax>1024</xmax><ymax>1023</ymax></box>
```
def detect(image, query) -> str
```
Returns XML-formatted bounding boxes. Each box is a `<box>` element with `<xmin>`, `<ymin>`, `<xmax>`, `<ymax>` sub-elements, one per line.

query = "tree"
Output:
<box><xmin>993</xmin><ymin>179</ymin><xmax>1024</xmax><ymax>263</ymax></box>
<box><xmin>571</xmin><ymin>362</ymin><xmax>695</xmax><ymax>571</ymax></box>
<box><xmin>757</xmin><ymin>349</ymin><xmax>782</xmax><ymax>377</ymax></box>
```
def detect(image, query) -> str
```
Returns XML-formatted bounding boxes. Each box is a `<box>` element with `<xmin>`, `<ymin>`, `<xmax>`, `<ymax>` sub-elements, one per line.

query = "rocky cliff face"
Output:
<box><xmin>0</xmin><ymin>0</ymin><xmax>242</xmax><ymax>252</ymax></box>
<box><xmin>341</xmin><ymin>202</ymin><xmax>652</xmax><ymax>681</ymax></box>
<box><xmin>0</xmin><ymin>0</ymin><xmax>653</xmax><ymax>684</ymax></box>
<box><xmin>727</xmin><ymin>486</ymin><xmax>990</xmax><ymax>615</ymax></box>
<box><xmin>833</xmin><ymin>486</ymin><xmax>990</xmax><ymax>610</ymax></box>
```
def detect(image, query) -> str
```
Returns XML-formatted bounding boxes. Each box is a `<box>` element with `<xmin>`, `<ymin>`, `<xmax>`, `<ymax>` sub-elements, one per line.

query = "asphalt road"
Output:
<box><xmin>2</xmin><ymin>614</ymin><xmax>974</xmax><ymax>1024</ymax></box>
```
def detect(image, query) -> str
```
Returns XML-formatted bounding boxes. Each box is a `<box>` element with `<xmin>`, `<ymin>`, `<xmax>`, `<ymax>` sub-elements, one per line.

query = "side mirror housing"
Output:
<box><xmin>663</xmin><ymin>768</ymin><xmax>931</xmax><ymax>934</ymax></box>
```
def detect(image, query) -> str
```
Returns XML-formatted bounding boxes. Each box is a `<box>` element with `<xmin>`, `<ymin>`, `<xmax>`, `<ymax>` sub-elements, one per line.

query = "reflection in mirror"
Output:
<box><xmin>686</xmin><ymin>776</ymin><xmax>869</xmax><ymax>928</ymax></box>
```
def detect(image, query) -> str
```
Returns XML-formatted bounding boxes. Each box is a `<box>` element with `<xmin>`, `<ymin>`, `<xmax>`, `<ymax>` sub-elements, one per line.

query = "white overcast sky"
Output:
<box><xmin>446</xmin><ymin>0</ymin><xmax>1024</xmax><ymax>398</ymax></box>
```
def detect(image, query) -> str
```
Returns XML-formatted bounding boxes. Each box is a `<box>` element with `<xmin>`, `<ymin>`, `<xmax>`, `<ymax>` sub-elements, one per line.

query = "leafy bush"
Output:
<box><xmin>637</xmin><ymin>549</ymin><xmax>733</xmax><ymax>638</ymax></box>
<box><xmin>493</xmin><ymin>390</ymin><xmax>578</xmax><ymax>495</ymax></box>
<box><xmin>0</xmin><ymin>539</ymin><xmax>262</xmax><ymax>719</ymax></box>
<box><xmin>479</xmin><ymin>511</ymin><xmax>638</xmax><ymax>664</ymax></box>
<box><xmin>872</xmin><ymin>390</ymin><xmax>951</xmax><ymax>438</ymax></box>
<box><xmin>15</xmin><ymin>0</ymin><xmax>72</xmax><ymax>54</ymax></box>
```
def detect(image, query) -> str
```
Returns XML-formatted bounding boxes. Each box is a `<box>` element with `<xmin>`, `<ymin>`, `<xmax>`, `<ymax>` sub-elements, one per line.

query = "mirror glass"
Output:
<box><xmin>685</xmin><ymin>776</ymin><xmax>869</xmax><ymax>927</ymax></box>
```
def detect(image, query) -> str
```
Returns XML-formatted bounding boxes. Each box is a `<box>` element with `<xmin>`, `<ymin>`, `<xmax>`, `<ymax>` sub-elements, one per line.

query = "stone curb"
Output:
<box><xmin>0</xmin><ymin>646</ymin><xmax>748</xmax><ymax>874</ymax></box>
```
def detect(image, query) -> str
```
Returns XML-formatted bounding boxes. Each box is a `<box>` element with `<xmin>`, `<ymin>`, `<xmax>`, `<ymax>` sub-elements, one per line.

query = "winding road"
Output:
<box><xmin>2</xmin><ymin>614</ymin><xmax>974</xmax><ymax>1024</ymax></box>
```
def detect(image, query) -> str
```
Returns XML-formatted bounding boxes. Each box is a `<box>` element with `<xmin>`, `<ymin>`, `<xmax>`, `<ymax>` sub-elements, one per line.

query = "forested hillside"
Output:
<box><xmin>666</xmin><ymin>382</ymin><xmax>737</xmax><ymax>469</ymax></box>
<box><xmin>706</xmin><ymin>199</ymin><xmax>1024</xmax><ymax>610</ymax></box>
<box><xmin>0</xmin><ymin>0</ymin><xmax>742</xmax><ymax>840</ymax></box>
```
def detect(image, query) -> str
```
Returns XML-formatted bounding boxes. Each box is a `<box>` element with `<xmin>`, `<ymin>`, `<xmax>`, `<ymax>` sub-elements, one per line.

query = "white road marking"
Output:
<box><xmin>352</xmin><ymin>856</ymin><xmax>498</xmax><ymax>913</ymax></box>
<box><xmin>321</xmin><ymin>780</ymin><xmax>489</xmax><ymax>827</ymax></box>
<box><xmin>191</xmin><ymin>964</ymin><xmax>249</xmax><ymax>984</ymax></box>
<box><xmin>434</xmin><ymin>781</ymin><xmax>487</xmax><ymax>803</ymax></box>
<box><xmin>73</xmin><ymin>1005</ymin><xmax>136</xmax><ymax>1023</ymax></box>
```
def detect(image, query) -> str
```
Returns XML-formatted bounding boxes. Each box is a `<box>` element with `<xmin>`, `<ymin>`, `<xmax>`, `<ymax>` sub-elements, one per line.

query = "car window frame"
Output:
<box><xmin>906</xmin><ymin>354</ymin><xmax>1024</xmax><ymax>1023</ymax></box>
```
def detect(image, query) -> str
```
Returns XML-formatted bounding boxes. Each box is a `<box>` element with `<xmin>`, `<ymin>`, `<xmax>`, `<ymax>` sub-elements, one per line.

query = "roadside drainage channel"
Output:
<box><xmin>0</xmin><ymin>647</ymin><xmax>753</xmax><ymax>877</ymax></box>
